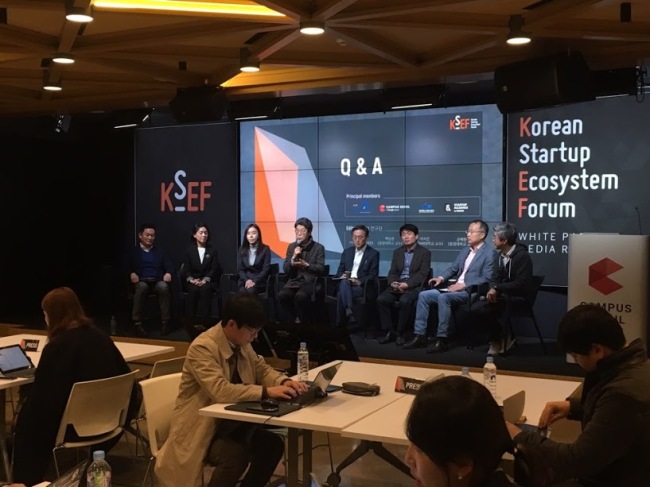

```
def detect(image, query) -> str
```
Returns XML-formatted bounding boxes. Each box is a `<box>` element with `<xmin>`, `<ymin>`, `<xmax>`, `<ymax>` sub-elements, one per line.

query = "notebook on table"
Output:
<box><xmin>0</xmin><ymin>344</ymin><xmax>36</xmax><ymax>379</ymax></box>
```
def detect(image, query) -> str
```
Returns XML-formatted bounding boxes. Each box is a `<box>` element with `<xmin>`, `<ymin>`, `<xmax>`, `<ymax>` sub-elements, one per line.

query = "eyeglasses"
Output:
<box><xmin>243</xmin><ymin>326</ymin><xmax>261</xmax><ymax>337</ymax></box>
<box><xmin>352</xmin><ymin>235</ymin><xmax>366</xmax><ymax>240</ymax></box>
<box><xmin>294</xmin><ymin>228</ymin><xmax>308</xmax><ymax>235</ymax></box>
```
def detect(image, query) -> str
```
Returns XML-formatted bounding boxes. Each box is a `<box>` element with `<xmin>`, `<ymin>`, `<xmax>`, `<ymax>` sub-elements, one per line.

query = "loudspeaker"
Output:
<box><xmin>494</xmin><ymin>52</ymin><xmax>595</xmax><ymax>113</ymax></box>
<box><xmin>169</xmin><ymin>85</ymin><xmax>228</xmax><ymax>123</ymax></box>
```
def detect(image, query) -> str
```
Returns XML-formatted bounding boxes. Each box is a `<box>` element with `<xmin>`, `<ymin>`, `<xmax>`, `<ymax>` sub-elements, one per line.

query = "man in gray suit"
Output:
<box><xmin>404</xmin><ymin>219</ymin><xmax>494</xmax><ymax>353</ymax></box>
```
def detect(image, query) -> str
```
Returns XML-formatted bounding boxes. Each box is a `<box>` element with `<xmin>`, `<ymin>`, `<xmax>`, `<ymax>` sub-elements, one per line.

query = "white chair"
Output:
<box><xmin>140</xmin><ymin>372</ymin><xmax>182</xmax><ymax>487</ymax></box>
<box><xmin>52</xmin><ymin>370</ymin><xmax>137</xmax><ymax>477</ymax></box>
<box><xmin>128</xmin><ymin>356</ymin><xmax>185</xmax><ymax>455</ymax></box>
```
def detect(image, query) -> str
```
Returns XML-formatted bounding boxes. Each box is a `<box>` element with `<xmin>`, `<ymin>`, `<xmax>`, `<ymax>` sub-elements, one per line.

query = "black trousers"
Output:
<box><xmin>207</xmin><ymin>422</ymin><xmax>284</xmax><ymax>487</ymax></box>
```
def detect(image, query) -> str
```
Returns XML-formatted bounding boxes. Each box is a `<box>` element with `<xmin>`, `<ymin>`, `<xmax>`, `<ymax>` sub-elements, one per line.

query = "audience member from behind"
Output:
<box><xmin>154</xmin><ymin>293</ymin><xmax>309</xmax><ymax>487</ymax></box>
<box><xmin>406</xmin><ymin>376</ymin><xmax>518</xmax><ymax>487</ymax></box>
<box><xmin>12</xmin><ymin>287</ymin><xmax>135</xmax><ymax>487</ymax></box>
<box><xmin>278</xmin><ymin>217</ymin><xmax>326</xmax><ymax>324</ymax></box>
<box><xmin>334</xmin><ymin>224</ymin><xmax>379</xmax><ymax>325</ymax></box>
<box><xmin>129</xmin><ymin>223</ymin><xmax>175</xmax><ymax>337</ymax></box>
<box><xmin>509</xmin><ymin>304</ymin><xmax>650</xmax><ymax>487</ymax></box>
<box><xmin>237</xmin><ymin>223</ymin><xmax>271</xmax><ymax>294</ymax></box>
<box><xmin>181</xmin><ymin>222</ymin><xmax>221</xmax><ymax>325</ymax></box>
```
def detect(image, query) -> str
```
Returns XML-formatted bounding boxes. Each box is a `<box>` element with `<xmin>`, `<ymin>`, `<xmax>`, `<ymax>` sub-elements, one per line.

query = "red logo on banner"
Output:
<box><xmin>588</xmin><ymin>258</ymin><xmax>623</xmax><ymax>295</ymax></box>
<box><xmin>160</xmin><ymin>170</ymin><xmax>212</xmax><ymax>212</ymax></box>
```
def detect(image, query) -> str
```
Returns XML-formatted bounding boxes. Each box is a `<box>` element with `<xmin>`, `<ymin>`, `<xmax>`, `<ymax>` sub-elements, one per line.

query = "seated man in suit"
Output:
<box><xmin>277</xmin><ymin>217</ymin><xmax>326</xmax><ymax>324</ymax></box>
<box><xmin>377</xmin><ymin>224</ymin><xmax>431</xmax><ymax>345</ymax></box>
<box><xmin>129</xmin><ymin>223</ymin><xmax>175</xmax><ymax>337</ymax></box>
<box><xmin>334</xmin><ymin>224</ymin><xmax>380</xmax><ymax>325</ymax></box>
<box><xmin>404</xmin><ymin>219</ymin><xmax>493</xmax><ymax>353</ymax></box>
<box><xmin>479</xmin><ymin>221</ymin><xmax>533</xmax><ymax>355</ymax></box>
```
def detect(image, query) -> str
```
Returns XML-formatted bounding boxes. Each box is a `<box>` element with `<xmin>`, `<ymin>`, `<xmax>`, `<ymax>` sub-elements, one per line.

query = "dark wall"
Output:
<box><xmin>0</xmin><ymin>118</ymin><xmax>135</xmax><ymax>325</ymax></box>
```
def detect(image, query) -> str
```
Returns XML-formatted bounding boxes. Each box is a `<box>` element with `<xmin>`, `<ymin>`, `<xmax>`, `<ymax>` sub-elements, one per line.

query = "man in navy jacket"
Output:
<box><xmin>333</xmin><ymin>225</ymin><xmax>380</xmax><ymax>325</ymax></box>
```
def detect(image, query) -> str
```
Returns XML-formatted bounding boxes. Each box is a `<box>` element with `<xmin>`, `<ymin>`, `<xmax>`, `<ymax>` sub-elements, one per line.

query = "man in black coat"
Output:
<box><xmin>508</xmin><ymin>304</ymin><xmax>650</xmax><ymax>487</ymax></box>
<box><xmin>377</xmin><ymin>223</ymin><xmax>431</xmax><ymax>345</ymax></box>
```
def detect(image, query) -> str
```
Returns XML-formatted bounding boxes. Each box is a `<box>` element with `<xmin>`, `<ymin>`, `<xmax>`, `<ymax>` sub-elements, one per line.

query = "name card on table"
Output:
<box><xmin>395</xmin><ymin>373</ymin><xmax>444</xmax><ymax>395</ymax></box>
<box><xmin>21</xmin><ymin>339</ymin><xmax>40</xmax><ymax>352</ymax></box>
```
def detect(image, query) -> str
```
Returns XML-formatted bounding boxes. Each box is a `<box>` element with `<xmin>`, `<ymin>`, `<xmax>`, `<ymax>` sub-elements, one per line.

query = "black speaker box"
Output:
<box><xmin>494</xmin><ymin>52</ymin><xmax>595</xmax><ymax>113</ymax></box>
<box><xmin>169</xmin><ymin>86</ymin><xmax>228</xmax><ymax>123</ymax></box>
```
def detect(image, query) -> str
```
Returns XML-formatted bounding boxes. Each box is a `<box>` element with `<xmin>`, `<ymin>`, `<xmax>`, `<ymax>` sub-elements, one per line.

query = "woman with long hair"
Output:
<box><xmin>12</xmin><ymin>287</ymin><xmax>133</xmax><ymax>487</ymax></box>
<box><xmin>237</xmin><ymin>223</ymin><xmax>271</xmax><ymax>294</ymax></box>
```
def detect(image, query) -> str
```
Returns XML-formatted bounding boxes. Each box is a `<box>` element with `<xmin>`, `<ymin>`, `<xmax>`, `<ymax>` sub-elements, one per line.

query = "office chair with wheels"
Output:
<box><xmin>52</xmin><ymin>370</ymin><xmax>137</xmax><ymax>477</ymax></box>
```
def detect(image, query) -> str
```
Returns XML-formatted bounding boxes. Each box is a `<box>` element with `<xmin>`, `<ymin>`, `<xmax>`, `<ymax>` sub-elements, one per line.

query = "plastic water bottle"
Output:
<box><xmin>483</xmin><ymin>356</ymin><xmax>497</xmax><ymax>398</ymax></box>
<box><xmin>461</xmin><ymin>366</ymin><xmax>471</xmax><ymax>378</ymax></box>
<box><xmin>297</xmin><ymin>342</ymin><xmax>309</xmax><ymax>382</ymax></box>
<box><xmin>87</xmin><ymin>450</ymin><xmax>111</xmax><ymax>487</ymax></box>
<box><xmin>109</xmin><ymin>316</ymin><xmax>117</xmax><ymax>336</ymax></box>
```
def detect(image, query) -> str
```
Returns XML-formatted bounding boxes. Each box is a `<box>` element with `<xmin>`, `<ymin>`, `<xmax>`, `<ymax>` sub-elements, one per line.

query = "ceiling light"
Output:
<box><xmin>66</xmin><ymin>6</ymin><xmax>94</xmax><ymax>22</ymax></box>
<box><xmin>43</xmin><ymin>81</ymin><xmax>62</xmax><ymax>92</ymax></box>
<box><xmin>300</xmin><ymin>20</ymin><xmax>325</xmax><ymax>35</ymax></box>
<box><xmin>240</xmin><ymin>47</ymin><xmax>260</xmax><ymax>73</ymax></box>
<box><xmin>506</xmin><ymin>15</ymin><xmax>531</xmax><ymax>45</ymax></box>
<box><xmin>52</xmin><ymin>52</ymin><xmax>75</xmax><ymax>64</ymax></box>
<box><xmin>93</xmin><ymin>0</ymin><xmax>283</xmax><ymax>17</ymax></box>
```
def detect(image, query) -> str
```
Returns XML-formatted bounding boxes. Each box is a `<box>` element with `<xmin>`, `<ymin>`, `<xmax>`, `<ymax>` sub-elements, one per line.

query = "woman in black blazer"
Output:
<box><xmin>181</xmin><ymin>222</ymin><xmax>221</xmax><ymax>322</ymax></box>
<box><xmin>238</xmin><ymin>223</ymin><xmax>271</xmax><ymax>294</ymax></box>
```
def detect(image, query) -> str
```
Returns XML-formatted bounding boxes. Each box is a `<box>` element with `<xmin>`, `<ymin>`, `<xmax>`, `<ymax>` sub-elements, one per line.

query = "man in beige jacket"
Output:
<box><xmin>154</xmin><ymin>293</ymin><xmax>308</xmax><ymax>487</ymax></box>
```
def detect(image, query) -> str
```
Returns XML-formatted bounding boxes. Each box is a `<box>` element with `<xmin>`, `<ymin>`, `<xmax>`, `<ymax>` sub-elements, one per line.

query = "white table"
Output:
<box><xmin>342</xmin><ymin>370</ymin><xmax>582</xmax><ymax>446</ymax></box>
<box><xmin>199</xmin><ymin>360</ymin><xmax>582</xmax><ymax>487</ymax></box>
<box><xmin>0</xmin><ymin>333</ymin><xmax>174</xmax><ymax>482</ymax></box>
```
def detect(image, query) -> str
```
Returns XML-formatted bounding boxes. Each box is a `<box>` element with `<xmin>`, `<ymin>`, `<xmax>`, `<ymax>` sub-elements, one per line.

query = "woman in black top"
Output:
<box><xmin>180</xmin><ymin>222</ymin><xmax>221</xmax><ymax>323</ymax></box>
<box><xmin>237</xmin><ymin>223</ymin><xmax>271</xmax><ymax>294</ymax></box>
<box><xmin>12</xmin><ymin>287</ymin><xmax>133</xmax><ymax>487</ymax></box>
<box><xmin>405</xmin><ymin>376</ymin><xmax>548</xmax><ymax>487</ymax></box>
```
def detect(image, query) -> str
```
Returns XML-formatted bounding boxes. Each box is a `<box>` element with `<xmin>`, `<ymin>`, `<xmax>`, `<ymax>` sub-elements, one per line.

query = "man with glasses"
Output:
<box><xmin>155</xmin><ymin>293</ymin><xmax>309</xmax><ymax>487</ymax></box>
<box><xmin>278</xmin><ymin>217</ymin><xmax>326</xmax><ymax>324</ymax></box>
<box><xmin>404</xmin><ymin>219</ymin><xmax>493</xmax><ymax>353</ymax></box>
<box><xmin>333</xmin><ymin>225</ymin><xmax>380</xmax><ymax>325</ymax></box>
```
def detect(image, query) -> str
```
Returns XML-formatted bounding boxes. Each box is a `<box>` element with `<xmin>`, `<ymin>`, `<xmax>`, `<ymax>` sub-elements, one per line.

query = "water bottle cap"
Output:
<box><xmin>93</xmin><ymin>450</ymin><xmax>105</xmax><ymax>461</ymax></box>
<box><xmin>486</xmin><ymin>356</ymin><xmax>494</xmax><ymax>363</ymax></box>
<box><xmin>300</xmin><ymin>342</ymin><xmax>306</xmax><ymax>348</ymax></box>
<box><xmin>461</xmin><ymin>367</ymin><xmax>469</xmax><ymax>373</ymax></box>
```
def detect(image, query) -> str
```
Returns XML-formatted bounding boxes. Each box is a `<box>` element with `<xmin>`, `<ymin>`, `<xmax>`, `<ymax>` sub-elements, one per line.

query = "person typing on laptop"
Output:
<box><xmin>155</xmin><ymin>293</ymin><xmax>309</xmax><ymax>487</ymax></box>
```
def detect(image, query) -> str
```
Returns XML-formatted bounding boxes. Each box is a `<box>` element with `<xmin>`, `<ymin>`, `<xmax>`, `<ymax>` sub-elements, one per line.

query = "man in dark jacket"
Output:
<box><xmin>377</xmin><ymin>223</ymin><xmax>431</xmax><ymax>345</ymax></box>
<box><xmin>478</xmin><ymin>221</ymin><xmax>532</xmax><ymax>355</ymax></box>
<box><xmin>278</xmin><ymin>217</ymin><xmax>326</xmax><ymax>324</ymax></box>
<box><xmin>508</xmin><ymin>304</ymin><xmax>650</xmax><ymax>487</ymax></box>
<box><xmin>129</xmin><ymin>223</ymin><xmax>175</xmax><ymax>337</ymax></box>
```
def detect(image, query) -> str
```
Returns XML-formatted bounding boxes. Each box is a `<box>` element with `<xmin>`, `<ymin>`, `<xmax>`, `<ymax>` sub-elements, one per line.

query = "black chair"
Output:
<box><xmin>503</xmin><ymin>274</ymin><xmax>546</xmax><ymax>354</ymax></box>
<box><xmin>377</xmin><ymin>267</ymin><xmax>432</xmax><ymax>334</ymax></box>
<box><xmin>275</xmin><ymin>264</ymin><xmax>329</xmax><ymax>324</ymax></box>
<box><xmin>324</xmin><ymin>275</ymin><xmax>379</xmax><ymax>333</ymax></box>
<box><xmin>220</xmin><ymin>262</ymin><xmax>279</xmax><ymax>316</ymax></box>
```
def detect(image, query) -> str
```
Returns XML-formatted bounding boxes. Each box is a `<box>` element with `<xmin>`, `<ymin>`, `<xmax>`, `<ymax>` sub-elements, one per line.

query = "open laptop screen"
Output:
<box><xmin>311</xmin><ymin>361</ymin><xmax>342</xmax><ymax>392</ymax></box>
<box><xmin>0</xmin><ymin>344</ymin><xmax>34</xmax><ymax>374</ymax></box>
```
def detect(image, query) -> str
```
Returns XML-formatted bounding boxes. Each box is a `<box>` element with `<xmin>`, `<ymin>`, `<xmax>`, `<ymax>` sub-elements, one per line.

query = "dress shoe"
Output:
<box><xmin>395</xmin><ymin>335</ymin><xmax>405</xmax><ymax>346</ymax></box>
<box><xmin>487</xmin><ymin>340</ymin><xmax>503</xmax><ymax>356</ymax></box>
<box><xmin>294</xmin><ymin>316</ymin><xmax>302</xmax><ymax>324</ymax></box>
<box><xmin>427</xmin><ymin>338</ymin><xmax>449</xmax><ymax>354</ymax></box>
<box><xmin>160</xmin><ymin>322</ymin><xmax>172</xmax><ymax>336</ymax></box>
<box><xmin>345</xmin><ymin>308</ymin><xmax>357</xmax><ymax>325</ymax></box>
<box><xmin>403</xmin><ymin>334</ymin><xmax>427</xmax><ymax>349</ymax></box>
<box><xmin>378</xmin><ymin>332</ymin><xmax>396</xmax><ymax>344</ymax></box>
<box><xmin>133</xmin><ymin>322</ymin><xmax>147</xmax><ymax>338</ymax></box>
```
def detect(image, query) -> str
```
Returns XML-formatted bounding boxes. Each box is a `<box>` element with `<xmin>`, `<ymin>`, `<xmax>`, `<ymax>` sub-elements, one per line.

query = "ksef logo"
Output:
<box><xmin>449</xmin><ymin>115</ymin><xmax>470</xmax><ymax>130</ymax></box>
<box><xmin>161</xmin><ymin>170</ymin><xmax>212</xmax><ymax>212</ymax></box>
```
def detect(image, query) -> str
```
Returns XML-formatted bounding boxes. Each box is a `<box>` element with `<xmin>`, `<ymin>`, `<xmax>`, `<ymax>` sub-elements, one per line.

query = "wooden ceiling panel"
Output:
<box><xmin>0</xmin><ymin>0</ymin><xmax>647</xmax><ymax>116</ymax></box>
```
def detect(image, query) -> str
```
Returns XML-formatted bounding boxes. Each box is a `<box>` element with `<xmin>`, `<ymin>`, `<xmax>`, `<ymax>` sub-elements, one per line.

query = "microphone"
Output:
<box><xmin>635</xmin><ymin>206</ymin><xmax>643</xmax><ymax>235</ymax></box>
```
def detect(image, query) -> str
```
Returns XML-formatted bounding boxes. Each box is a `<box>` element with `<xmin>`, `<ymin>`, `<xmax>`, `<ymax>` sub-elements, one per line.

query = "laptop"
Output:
<box><xmin>0</xmin><ymin>344</ymin><xmax>36</xmax><ymax>379</ymax></box>
<box><xmin>289</xmin><ymin>361</ymin><xmax>343</xmax><ymax>406</ymax></box>
<box><xmin>48</xmin><ymin>460</ymin><xmax>88</xmax><ymax>487</ymax></box>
